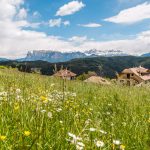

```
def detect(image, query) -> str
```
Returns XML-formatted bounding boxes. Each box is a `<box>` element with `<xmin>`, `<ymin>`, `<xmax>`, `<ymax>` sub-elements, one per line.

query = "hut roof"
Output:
<box><xmin>54</xmin><ymin>69</ymin><xmax>76</xmax><ymax>77</ymax></box>
<box><xmin>122</xmin><ymin>66</ymin><xmax>148</xmax><ymax>74</ymax></box>
<box><xmin>121</xmin><ymin>66</ymin><xmax>150</xmax><ymax>81</ymax></box>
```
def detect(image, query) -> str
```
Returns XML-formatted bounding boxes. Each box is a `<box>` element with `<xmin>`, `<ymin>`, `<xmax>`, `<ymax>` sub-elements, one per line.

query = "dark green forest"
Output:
<box><xmin>0</xmin><ymin>56</ymin><xmax>150</xmax><ymax>78</ymax></box>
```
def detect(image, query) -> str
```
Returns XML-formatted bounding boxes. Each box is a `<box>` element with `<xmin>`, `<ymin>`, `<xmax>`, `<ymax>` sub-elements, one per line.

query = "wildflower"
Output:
<box><xmin>41</xmin><ymin>110</ymin><xmax>46</xmax><ymax>113</ymax></box>
<box><xmin>112</xmin><ymin>144</ymin><xmax>115</xmax><ymax>150</ymax></box>
<box><xmin>77</xmin><ymin>142</ymin><xmax>85</xmax><ymax>147</ymax></box>
<box><xmin>47</xmin><ymin>112</ymin><xmax>52</xmax><ymax>118</ymax></box>
<box><xmin>148</xmin><ymin>118</ymin><xmax>150</xmax><ymax>123</ymax></box>
<box><xmin>16</xmin><ymin>89</ymin><xmax>21</xmax><ymax>94</ymax></box>
<box><xmin>14</xmin><ymin>103</ymin><xmax>19</xmax><ymax>111</ymax></box>
<box><xmin>40</xmin><ymin>96</ymin><xmax>48</xmax><ymax>103</ymax></box>
<box><xmin>113</xmin><ymin>140</ymin><xmax>121</xmax><ymax>145</ymax></box>
<box><xmin>50</xmin><ymin>84</ymin><xmax>55</xmax><ymax>87</ymax></box>
<box><xmin>111</xmin><ymin>123</ymin><xmax>114</xmax><ymax>126</ymax></box>
<box><xmin>100</xmin><ymin>130</ymin><xmax>107</xmax><ymax>134</ymax></box>
<box><xmin>68</xmin><ymin>132</ymin><xmax>76</xmax><ymax>139</ymax></box>
<box><xmin>106</xmin><ymin>112</ymin><xmax>111</xmax><ymax>115</ymax></box>
<box><xmin>60</xmin><ymin>121</ymin><xmax>63</xmax><ymax>124</ymax></box>
<box><xmin>0</xmin><ymin>135</ymin><xmax>6</xmax><ymax>141</ymax></box>
<box><xmin>95</xmin><ymin>140</ymin><xmax>105</xmax><ymax>148</ymax></box>
<box><xmin>89</xmin><ymin>128</ymin><xmax>96</xmax><ymax>132</ymax></box>
<box><xmin>68</xmin><ymin>132</ymin><xmax>82</xmax><ymax>144</ymax></box>
<box><xmin>24</xmin><ymin>131</ymin><xmax>31</xmax><ymax>136</ymax></box>
<box><xmin>120</xmin><ymin>144</ymin><xmax>125</xmax><ymax>150</ymax></box>
<box><xmin>76</xmin><ymin>144</ymin><xmax>84</xmax><ymax>150</ymax></box>
<box><xmin>108</xmin><ymin>103</ymin><xmax>112</xmax><ymax>106</ymax></box>
<box><xmin>76</xmin><ymin>142</ymin><xmax>85</xmax><ymax>150</ymax></box>
<box><xmin>56</xmin><ymin>108</ymin><xmax>62</xmax><ymax>112</ymax></box>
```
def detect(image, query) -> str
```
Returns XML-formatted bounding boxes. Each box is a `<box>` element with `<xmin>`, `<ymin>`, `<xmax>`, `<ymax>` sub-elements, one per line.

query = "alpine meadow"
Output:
<box><xmin>0</xmin><ymin>68</ymin><xmax>150</xmax><ymax>149</ymax></box>
<box><xmin>1</xmin><ymin>0</ymin><xmax>150</xmax><ymax>149</ymax></box>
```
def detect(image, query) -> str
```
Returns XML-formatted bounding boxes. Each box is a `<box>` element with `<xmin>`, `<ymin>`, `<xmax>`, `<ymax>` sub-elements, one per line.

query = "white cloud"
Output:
<box><xmin>0</xmin><ymin>0</ymin><xmax>150</xmax><ymax>58</ymax></box>
<box><xmin>69</xmin><ymin>36</ymin><xmax>87</xmax><ymax>44</ymax></box>
<box><xmin>63</xmin><ymin>20</ymin><xmax>70</xmax><ymax>26</ymax></box>
<box><xmin>56</xmin><ymin>1</ymin><xmax>85</xmax><ymax>16</ymax></box>
<box><xmin>33</xmin><ymin>11</ymin><xmax>41</xmax><ymax>18</ymax></box>
<box><xmin>17</xmin><ymin>8</ymin><xmax>27</xmax><ymax>19</ymax></box>
<box><xmin>78</xmin><ymin>23</ymin><xmax>102</xmax><ymax>28</ymax></box>
<box><xmin>104</xmin><ymin>2</ymin><xmax>150</xmax><ymax>24</ymax></box>
<box><xmin>49</xmin><ymin>18</ymin><xmax>70</xmax><ymax>27</ymax></box>
<box><xmin>49</xmin><ymin>18</ymin><xmax>62</xmax><ymax>27</ymax></box>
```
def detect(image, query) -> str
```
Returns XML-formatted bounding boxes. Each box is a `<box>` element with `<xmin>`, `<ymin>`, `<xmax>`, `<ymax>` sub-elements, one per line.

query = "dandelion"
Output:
<box><xmin>40</xmin><ymin>96</ymin><xmax>48</xmax><ymax>103</ymax></box>
<box><xmin>24</xmin><ymin>131</ymin><xmax>31</xmax><ymax>136</ymax></box>
<box><xmin>113</xmin><ymin>140</ymin><xmax>121</xmax><ymax>145</ymax></box>
<box><xmin>0</xmin><ymin>135</ymin><xmax>6</xmax><ymax>141</ymax></box>
<box><xmin>95</xmin><ymin>140</ymin><xmax>105</xmax><ymax>148</ymax></box>
<box><xmin>120</xmin><ymin>144</ymin><xmax>125</xmax><ymax>150</ymax></box>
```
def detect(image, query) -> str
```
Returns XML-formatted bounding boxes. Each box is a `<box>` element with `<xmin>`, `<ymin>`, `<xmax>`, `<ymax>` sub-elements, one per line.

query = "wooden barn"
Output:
<box><xmin>53</xmin><ymin>69</ymin><xmax>76</xmax><ymax>80</ymax></box>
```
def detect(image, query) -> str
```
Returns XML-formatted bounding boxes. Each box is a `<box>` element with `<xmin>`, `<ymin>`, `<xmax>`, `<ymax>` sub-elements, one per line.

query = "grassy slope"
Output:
<box><xmin>0</xmin><ymin>69</ymin><xmax>150</xmax><ymax>150</ymax></box>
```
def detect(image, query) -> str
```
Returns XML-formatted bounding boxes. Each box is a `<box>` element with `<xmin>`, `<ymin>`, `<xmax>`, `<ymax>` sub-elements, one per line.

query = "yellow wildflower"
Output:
<box><xmin>40</xmin><ymin>96</ymin><xmax>48</xmax><ymax>103</ymax></box>
<box><xmin>0</xmin><ymin>135</ymin><xmax>6</xmax><ymax>141</ymax></box>
<box><xmin>148</xmin><ymin>118</ymin><xmax>150</xmax><ymax>123</ymax></box>
<box><xmin>120</xmin><ymin>144</ymin><xmax>125</xmax><ymax>150</ymax></box>
<box><xmin>14</xmin><ymin>103</ymin><xmax>19</xmax><ymax>110</ymax></box>
<box><xmin>112</xmin><ymin>144</ymin><xmax>115</xmax><ymax>150</ymax></box>
<box><xmin>24</xmin><ymin>131</ymin><xmax>31</xmax><ymax>136</ymax></box>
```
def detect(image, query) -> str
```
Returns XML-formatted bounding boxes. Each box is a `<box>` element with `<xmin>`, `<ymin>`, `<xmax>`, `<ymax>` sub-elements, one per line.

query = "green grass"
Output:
<box><xmin>0</xmin><ymin>69</ymin><xmax>150</xmax><ymax>150</ymax></box>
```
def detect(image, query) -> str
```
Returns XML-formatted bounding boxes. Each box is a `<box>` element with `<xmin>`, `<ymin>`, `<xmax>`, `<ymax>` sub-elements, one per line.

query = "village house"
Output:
<box><xmin>53</xmin><ymin>69</ymin><xmax>76</xmax><ymax>80</ymax></box>
<box><xmin>118</xmin><ymin>66</ymin><xmax>150</xmax><ymax>85</ymax></box>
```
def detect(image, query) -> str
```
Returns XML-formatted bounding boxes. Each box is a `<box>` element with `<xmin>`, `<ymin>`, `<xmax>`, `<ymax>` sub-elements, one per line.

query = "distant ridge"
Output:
<box><xmin>18</xmin><ymin>49</ymin><xmax>129</xmax><ymax>62</ymax></box>
<box><xmin>141</xmin><ymin>52</ymin><xmax>150</xmax><ymax>57</ymax></box>
<box><xmin>0</xmin><ymin>58</ymin><xmax>9</xmax><ymax>62</ymax></box>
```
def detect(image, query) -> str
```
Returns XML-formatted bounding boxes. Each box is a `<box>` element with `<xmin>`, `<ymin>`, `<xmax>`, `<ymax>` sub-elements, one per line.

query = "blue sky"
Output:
<box><xmin>0</xmin><ymin>0</ymin><xmax>150</xmax><ymax>58</ymax></box>
<box><xmin>24</xmin><ymin>0</ymin><xmax>149</xmax><ymax>40</ymax></box>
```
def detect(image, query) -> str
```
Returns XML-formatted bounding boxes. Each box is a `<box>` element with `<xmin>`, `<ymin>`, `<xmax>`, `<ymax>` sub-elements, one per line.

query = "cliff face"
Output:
<box><xmin>21</xmin><ymin>49</ymin><xmax>129</xmax><ymax>62</ymax></box>
<box><xmin>25</xmin><ymin>50</ymin><xmax>86</xmax><ymax>62</ymax></box>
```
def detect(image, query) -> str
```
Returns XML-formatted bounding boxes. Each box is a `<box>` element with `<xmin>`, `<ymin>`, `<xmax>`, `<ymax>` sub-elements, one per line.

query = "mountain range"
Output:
<box><xmin>0</xmin><ymin>50</ymin><xmax>150</xmax><ymax>63</ymax></box>
<box><xmin>18</xmin><ymin>49</ymin><xmax>129</xmax><ymax>62</ymax></box>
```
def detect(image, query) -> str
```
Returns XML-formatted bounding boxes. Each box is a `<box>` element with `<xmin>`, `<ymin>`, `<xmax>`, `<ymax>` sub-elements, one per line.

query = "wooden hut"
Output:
<box><xmin>53</xmin><ymin>69</ymin><xmax>76</xmax><ymax>80</ymax></box>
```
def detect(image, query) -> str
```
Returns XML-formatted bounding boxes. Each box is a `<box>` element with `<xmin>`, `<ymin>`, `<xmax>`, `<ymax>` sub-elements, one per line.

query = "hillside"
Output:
<box><xmin>0</xmin><ymin>68</ymin><xmax>149</xmax><ymax>149</ymax></box>
<box><xmin>1</xmin><ymin>56</ymin><xmax>150</xmax><ymax>78</ymax></box>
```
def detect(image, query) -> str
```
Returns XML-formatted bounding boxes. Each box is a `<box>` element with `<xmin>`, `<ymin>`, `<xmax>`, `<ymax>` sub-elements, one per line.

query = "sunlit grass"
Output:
<box><xmin>0</xmin><ymin>69</ymin><xmax>150</xmax><ymax>150</ymax></box>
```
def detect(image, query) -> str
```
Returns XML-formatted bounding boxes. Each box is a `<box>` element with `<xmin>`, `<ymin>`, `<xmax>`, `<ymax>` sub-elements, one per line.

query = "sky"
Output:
<box><xmin>0</xmin><ymin>0</ymin><xmax>150</xmax><ymax>58</ymax></box>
